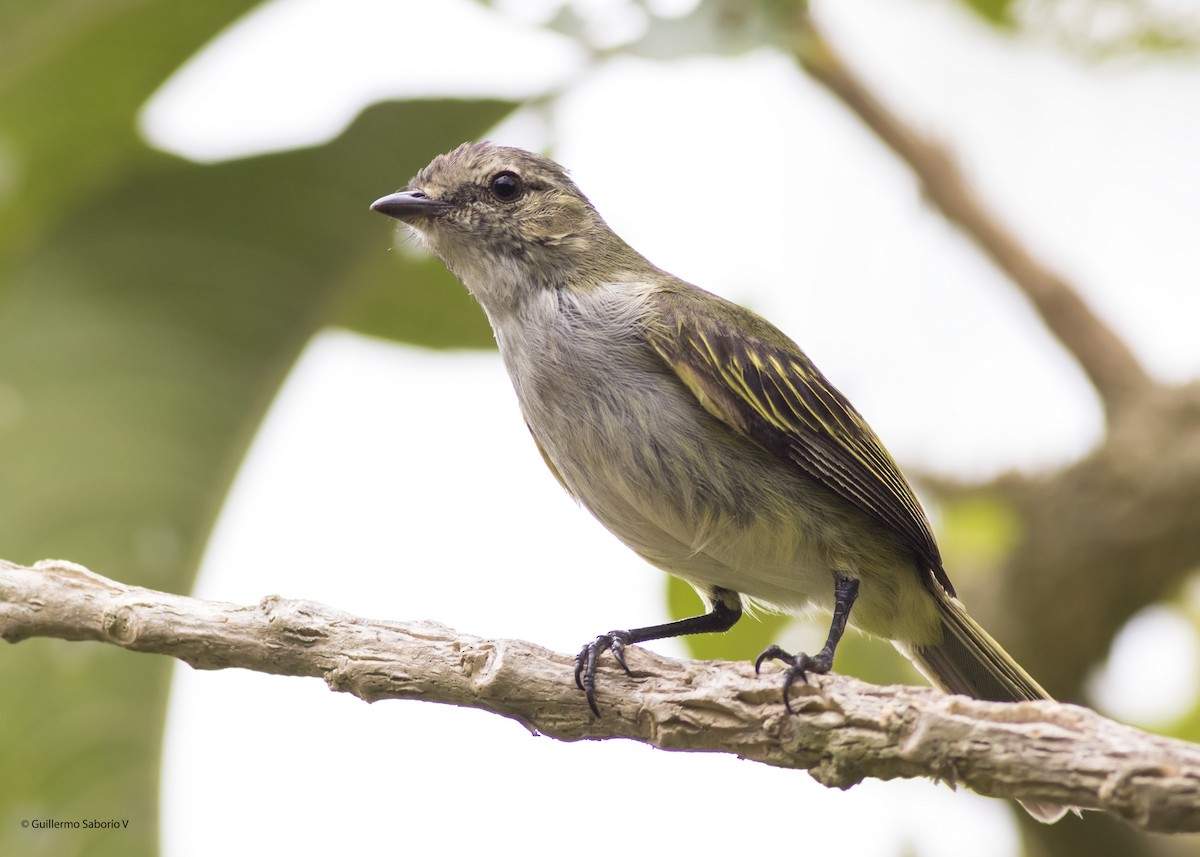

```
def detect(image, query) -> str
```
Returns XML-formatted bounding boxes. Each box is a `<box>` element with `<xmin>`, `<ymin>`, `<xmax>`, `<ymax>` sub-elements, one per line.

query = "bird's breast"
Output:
<box><xmin>491</xmin><ymin>285</ymin><xmax>852</xmax><ymax>607</ymax></box>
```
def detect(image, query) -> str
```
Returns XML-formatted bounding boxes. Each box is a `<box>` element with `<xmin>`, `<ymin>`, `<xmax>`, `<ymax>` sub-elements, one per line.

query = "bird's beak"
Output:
<box><xmin>370</xmin><ymin>191</ymin><xmax>449</xmax><ymax>221</ymax></box>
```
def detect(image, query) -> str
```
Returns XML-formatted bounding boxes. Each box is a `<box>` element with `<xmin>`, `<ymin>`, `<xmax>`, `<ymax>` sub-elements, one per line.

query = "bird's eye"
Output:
<box><xmin>489</xmin><ymin>171</ymin><xmax>524</xmax><ymax>202</ymax></box>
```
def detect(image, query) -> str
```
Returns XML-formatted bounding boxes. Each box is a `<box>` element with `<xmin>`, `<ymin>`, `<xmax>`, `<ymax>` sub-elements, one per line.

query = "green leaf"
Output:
<box><xmin>0</xmin><ymin>0</ymin><xmax>268</xmax><ymax>274</ymax></box>
<box><xmin>937</xmin><ymin>494</ymin><xmax>1022</xmax><ymax>579</ymax></box>
<box><xmin>666</xmin><ymin>575</ymin><xmax>789</xmax><ymax>661</ymax></box>
<box><xmin>333</xmin><ymin>244</ymin><xmax>494</xmax><ymax>349</ymax></box>
<box><xmin>954</xmin><ymin>0</ymin><xmax>1016</xmax><ymax>27</ymax></box>
<box><xmin>668</xmin><ymin>578</ymin><xmax>920</xmax><ymax>687</ymax></box>
<box><xmin>0</xmin><ymin>94</ymin><xmax>513</xmax><ymax>857</ymax></box>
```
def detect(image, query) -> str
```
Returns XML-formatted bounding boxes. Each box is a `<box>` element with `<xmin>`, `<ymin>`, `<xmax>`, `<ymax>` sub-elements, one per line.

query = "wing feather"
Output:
<box><xmin>646</xmin><ymin>283</ymin><xmax>951</xmax><ymax>594</ymax></box>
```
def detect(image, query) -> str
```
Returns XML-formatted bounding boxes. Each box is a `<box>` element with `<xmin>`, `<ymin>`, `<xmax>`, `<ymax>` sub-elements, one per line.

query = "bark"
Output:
<box><xmin>4</xmin><ymin>558</ymin><xmax>1200</xmax><ymax>834</ymax></box>
<box><xmin>774</xmin><ymin>8</ymin><xmax>1200</xmax><ymax>853</ymax></box>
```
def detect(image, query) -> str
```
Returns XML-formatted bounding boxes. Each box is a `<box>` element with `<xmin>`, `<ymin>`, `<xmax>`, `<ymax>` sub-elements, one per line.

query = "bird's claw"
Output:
<box><xmin>754</xmin><ymin>644</ymin><xmax>792</xmax><ymax>675</ymax></box>
<box><xmin>755</xmin><ymin>644</ymin><xmax>833</xmax><ymax>714</ymax></box>
<box><xmin>574</xmin><ymin>630</ymin><xmax>634</xmax><ymax>716</ymax></box>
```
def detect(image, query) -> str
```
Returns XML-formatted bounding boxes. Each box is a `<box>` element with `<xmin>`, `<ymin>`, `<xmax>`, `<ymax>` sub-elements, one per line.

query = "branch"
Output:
<box><xmin>786</xmin><ymin>4</ymin><xmax>1154</xmax><ymax>416</ymax></box>
<box><xmin>916</xmin><ymin>383</ymin><xmax>1200</xmax><ymax>705</ymax></box>
<box><xmin>3</xmin><ymin>559</ymin><xmax>1199</xmax><ymax>832</ymax></box>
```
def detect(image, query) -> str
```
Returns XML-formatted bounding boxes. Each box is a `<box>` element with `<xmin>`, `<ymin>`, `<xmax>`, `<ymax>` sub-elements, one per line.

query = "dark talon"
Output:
<box><xmin>571</xmin><ymin>592</ymin><xmax>743</xmax><ymax>716</ymax></box>
<box><xmin>573</xmin><ymin>644</ymin><xmax>592</xmax><ymax>692</ymax></box>
<box><xmin>610</xmin><ymin>635</ymin><xmax>630</xmax><ymax>674</ymax></box>
<box><xmin>757</xmin><ymin>575</ymin><xmax>859</xmax><ymax>713</ymax></box>
<box><xmin>756</xmin><ymin>645</ymin><xmax>835</xmax><ymax>713</ymax></box>
<box><xmin>780</xmin><ymin>651</ymin><xmax>830</xmax><ymax>713</ymax></box>
<box><xmin>575</xmin><ymin>631</ymin><xmax>632</xmax><ymax>716</ymax></box>
<box><xmin>754</xmin><ymin>644</ymin><xmax>793</xmax><ymax>674</ymax></box>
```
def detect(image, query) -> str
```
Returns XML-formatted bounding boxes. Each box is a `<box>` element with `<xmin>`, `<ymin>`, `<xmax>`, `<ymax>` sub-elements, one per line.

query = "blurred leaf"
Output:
<box><xmin>953</xmin><ymin>0</ymin><xmax>1200</xmax><ymax>57</ymax></box>
<box><xmin>834</xmin><ymin>626</ymin><xmax>925</xmax><ymax>687</ymax></box>
<box><xmin>955</xmin><ymin>0</ymin><xmax>1016</xmax><ymax>27</ymax></box>
<box><xmin>667</xmin><ymin>575</ymin><xmax>789</xmax><ymax>660</ymax></box>
<box><xmin>936</xmin><ymin>493</ymin><xmax>1022</xmax><ymax>580</ymax></box>
<box><xmin>668</xmin><ymin>575</ymin><xmax>921</xmax><ymax>686</ymax></box>
<box><xmin>619</xmin><ymin>0</ymin><xmax>1200</xmax><ymax>68</ymax></box>
<box><xmin>1158</xmin><ymin>583</ymin><xmax>1200</xmax><ymax>744</ymax></box>
<box><xmin>333</xmin><ymin>245</ymin><xmax>493</xmax><ymax>349</ymax></box>
<box><xmin>0</xmin><ymin>0</ymin><xmax>268</xmax><ymax>274</ymax></box>
<box><xmin>0</xmin><ymin>94</ymin><xmax>513</xmax><ymax>856</ymax></box>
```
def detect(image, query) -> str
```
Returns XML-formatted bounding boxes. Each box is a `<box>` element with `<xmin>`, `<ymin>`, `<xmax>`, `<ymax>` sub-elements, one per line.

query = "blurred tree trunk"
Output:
<box><xmin>779</xmin><ymin>4</ymin><xmax>1200</xmax><ymax>855</ymax></box>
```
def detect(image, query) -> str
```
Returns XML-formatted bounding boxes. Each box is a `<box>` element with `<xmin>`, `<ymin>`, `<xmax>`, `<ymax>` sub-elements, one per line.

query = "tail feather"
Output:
<box><xmin>902</xmin><ymin>587</ymin><xmax>1072</xmax><ymax>824</ymax></box>
<box><xmin>909</xmin><ymin>591</ymin><xmax>1048</xmax><ymax>702</ymax></box>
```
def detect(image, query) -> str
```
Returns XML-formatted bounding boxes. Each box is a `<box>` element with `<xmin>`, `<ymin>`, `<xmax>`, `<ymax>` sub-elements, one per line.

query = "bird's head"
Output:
<box><xmin>372</xmin><ymin>143</ymin><xmax>630</xmax><ymax>312</ymax></box>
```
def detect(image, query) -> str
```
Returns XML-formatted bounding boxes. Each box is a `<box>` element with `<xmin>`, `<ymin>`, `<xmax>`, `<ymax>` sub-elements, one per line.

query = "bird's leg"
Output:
<box><xmin>755</xmin><ymin>573</ymin><xmax>859</xmax><ymax>712</ymax></box>
<box><xmin>576</xmin><ymin>587</ymin><xmax>742</xmax><ymax>716</ymax></box>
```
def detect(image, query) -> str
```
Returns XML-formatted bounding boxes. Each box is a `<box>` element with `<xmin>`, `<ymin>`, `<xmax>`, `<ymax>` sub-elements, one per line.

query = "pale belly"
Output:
<box><xmin>506</xmin><ymin>328</ymin><xmax>941</xmax><ymax>646</ymax></box>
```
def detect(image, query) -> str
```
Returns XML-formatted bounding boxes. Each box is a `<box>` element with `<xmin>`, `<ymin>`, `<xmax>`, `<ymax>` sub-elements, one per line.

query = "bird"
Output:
<box><xmin>371</xmin><ymin>142</ymin><xmax>1066</xmax><ymax>823</ymax></box>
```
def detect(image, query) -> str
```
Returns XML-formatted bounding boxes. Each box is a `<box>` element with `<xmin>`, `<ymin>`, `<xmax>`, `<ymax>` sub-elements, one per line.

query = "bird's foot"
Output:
<box><xmin>755</xmin><ymin>644</ymin><xmax>834</xmax><ymax>713</ymax></box>
<box><xmin>575</xmin><ymin>630</ymin><xmax>634</xmax><ymax>716</ymax></box>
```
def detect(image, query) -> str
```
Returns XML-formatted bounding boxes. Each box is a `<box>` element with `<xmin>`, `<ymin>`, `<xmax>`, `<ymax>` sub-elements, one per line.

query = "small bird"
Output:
<box><xmin>372</xmin><ymin>143</ymin><xmax>1065</xmax><ymax>822</ymax></box>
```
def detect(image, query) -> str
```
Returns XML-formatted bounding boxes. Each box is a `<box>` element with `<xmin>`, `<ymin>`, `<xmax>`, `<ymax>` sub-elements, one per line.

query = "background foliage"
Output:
<box><xmin>0</xmin><ymin>4</ymin><xmax>509</xmax><ymax>853</ymax></box>
<box><xmin>2</xmin><ymin>1</ymin><xmax>1198</xmax><ymax>855</ymax></box>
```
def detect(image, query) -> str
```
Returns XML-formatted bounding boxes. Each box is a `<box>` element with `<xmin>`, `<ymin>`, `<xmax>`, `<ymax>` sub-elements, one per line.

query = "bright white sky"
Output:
<box><xmin>143</xmin><ymin>0</ymin><xmax>1200</xmax><ymax>854</ymax></box>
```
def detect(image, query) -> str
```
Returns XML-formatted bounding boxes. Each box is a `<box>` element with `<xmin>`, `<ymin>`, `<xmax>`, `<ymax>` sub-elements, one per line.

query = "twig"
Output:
<box><xmin>786</xmin><ymin>5</ymin><xmax>1153</xmax><ymax>415</ymax></box>
<box><xmin>2</xmin><ymin>559</ymin><xmax>1199</xmax><ymax>833</ymax></box>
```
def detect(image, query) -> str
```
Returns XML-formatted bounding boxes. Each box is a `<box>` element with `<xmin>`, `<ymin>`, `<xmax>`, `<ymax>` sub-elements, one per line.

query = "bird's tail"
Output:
<box><xmin>900</xmin><ymin>587</ymin><xmax>1071</xmax><ymax>824</ymax></box>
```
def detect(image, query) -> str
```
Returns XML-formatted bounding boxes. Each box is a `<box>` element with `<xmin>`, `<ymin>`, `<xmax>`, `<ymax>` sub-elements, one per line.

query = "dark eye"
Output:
<box><xmin>489</xmin><ymin>171</ymin><xmax>524</xmax><ymax>202</ymax></box>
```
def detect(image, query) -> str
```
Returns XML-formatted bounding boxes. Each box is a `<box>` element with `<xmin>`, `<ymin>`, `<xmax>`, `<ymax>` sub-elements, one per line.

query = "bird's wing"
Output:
<box><xmin>645</xmin><ymin>283</ymin><xmax>950</xmax><ymax>593</ymax></box>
